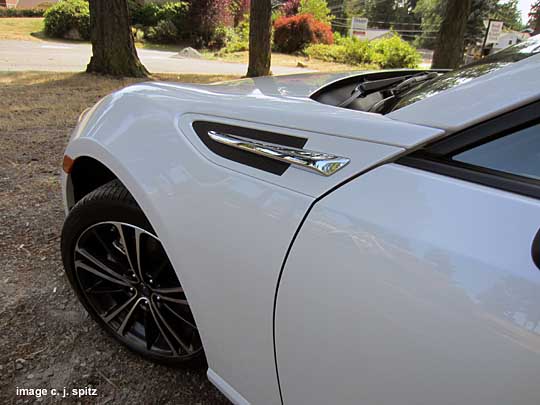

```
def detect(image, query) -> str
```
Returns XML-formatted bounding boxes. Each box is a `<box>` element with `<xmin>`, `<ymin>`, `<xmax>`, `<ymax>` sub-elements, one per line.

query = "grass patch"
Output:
<box><xmin>202</xmin><ymin>50</ymin><xmax>359</xmax><ymax>72</ymax></box>
<box><xmin>0</xmin><ymin>17</ymin><xmax>44</xmax><ymax>41</ymax></box>
<box><xmin>0</xmin><ymin>72</ymin><xmax>238</xmax><ymax>133</ymax></box>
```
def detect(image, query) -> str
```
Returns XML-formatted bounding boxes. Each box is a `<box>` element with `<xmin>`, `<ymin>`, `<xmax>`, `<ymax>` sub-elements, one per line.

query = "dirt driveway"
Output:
<box><xmin>0</xmin><ymin>72</ymin><xmax>230</xmax><ymax>404</ymax></box>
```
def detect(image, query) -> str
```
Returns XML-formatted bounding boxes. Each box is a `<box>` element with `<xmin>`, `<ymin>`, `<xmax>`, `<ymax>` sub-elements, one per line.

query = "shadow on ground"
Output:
<box><xmin>0</xmin><ymin>72</ymin><xmax>231</xmax><ymax>404</ymax></box>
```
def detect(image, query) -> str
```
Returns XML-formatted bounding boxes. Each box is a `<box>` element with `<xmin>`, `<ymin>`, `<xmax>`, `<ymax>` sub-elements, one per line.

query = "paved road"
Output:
<box><xmin>0</xmin><ymin>40</ymin><xmax>311</xmax><ymax>75</ymax></box>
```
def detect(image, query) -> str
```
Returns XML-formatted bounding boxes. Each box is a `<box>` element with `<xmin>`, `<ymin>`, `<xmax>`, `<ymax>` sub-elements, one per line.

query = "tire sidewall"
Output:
<box><xmin>61</xmin><ymin>188</ymin><xmax>203</xmax><ymax>366</ymax></box>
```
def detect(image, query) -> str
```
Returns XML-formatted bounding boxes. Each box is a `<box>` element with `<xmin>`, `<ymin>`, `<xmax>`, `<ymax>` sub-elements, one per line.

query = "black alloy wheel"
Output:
<box><xmin>61</xmin><ymin>180</ymin><xmax>204</xmax><ymax>365</ymax></box>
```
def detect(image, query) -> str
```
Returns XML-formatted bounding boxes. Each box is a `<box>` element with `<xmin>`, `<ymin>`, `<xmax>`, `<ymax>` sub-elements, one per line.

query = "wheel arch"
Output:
<box><xmin>67</xmin><ymin>156</ymin><xmax>121</xmax><ymax>209</ymax></box>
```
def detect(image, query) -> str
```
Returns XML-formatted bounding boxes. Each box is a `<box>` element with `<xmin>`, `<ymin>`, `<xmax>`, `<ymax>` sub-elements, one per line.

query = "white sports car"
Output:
<box><xmin>61</xmin><ymin>36</ymin><xmax>540</xmax><ymax>405</ymax></box>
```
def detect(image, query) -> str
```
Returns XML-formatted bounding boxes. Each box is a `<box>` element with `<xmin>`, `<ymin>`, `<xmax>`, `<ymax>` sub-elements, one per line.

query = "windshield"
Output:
<box><xmin>390</xmin><ymin>35</ymin><xmax>540</xmax><ymax>112</ymax></box>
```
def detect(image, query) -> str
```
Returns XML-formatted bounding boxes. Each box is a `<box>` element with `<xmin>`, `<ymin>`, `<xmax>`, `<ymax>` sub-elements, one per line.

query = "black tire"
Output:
<box><xmin>61</xmin><ymin>180</ymin><xmax>204</xmax><ymax>366</ymax></box>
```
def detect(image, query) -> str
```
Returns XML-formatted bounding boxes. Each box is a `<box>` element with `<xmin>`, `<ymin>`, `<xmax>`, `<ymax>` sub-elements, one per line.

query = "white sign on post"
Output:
<box><xmin>350</xmin><ymin>16</ymin><xmax>368</xmax><ymax>40</ymax></box>
<box><xmin>485</xmin><ymin>20</ymin><xmax>504</xmax><ymax>45</ymax></box>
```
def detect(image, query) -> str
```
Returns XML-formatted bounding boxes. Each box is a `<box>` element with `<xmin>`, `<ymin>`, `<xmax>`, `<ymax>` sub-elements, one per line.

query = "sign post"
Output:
<box><xmin>482</xmin><ymin>19</ymin><xmax>504</xmax><ymax>55</ymax></box>
<box><xmin>350</xmin><ymin>16</ymin><xmax>368</xmax><ymax>40</ymax></box>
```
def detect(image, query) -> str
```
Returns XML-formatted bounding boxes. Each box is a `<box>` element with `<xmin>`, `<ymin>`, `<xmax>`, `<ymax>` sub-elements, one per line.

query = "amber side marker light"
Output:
<box><xmin>63</xmin><ymin>155</ymin><xmax>75</xmax><ymax>174</ymax></box>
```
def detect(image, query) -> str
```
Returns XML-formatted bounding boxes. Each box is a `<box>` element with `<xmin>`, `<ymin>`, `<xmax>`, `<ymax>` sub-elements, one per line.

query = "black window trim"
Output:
<box><xmin>397</xmin><ymin>100</ymin><xmax>540</xmax><ymax>200</ymax></box>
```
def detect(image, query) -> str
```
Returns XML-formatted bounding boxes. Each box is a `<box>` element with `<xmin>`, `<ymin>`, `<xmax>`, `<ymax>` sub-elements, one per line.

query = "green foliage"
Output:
<box><xmin>415</xmin><ymin>0</ymin><xmax>525</xmax><ymax>49</ymax></box>
<box><xmin>131</xmin><ymin>3</ymin><xmax>163</xmax><ymax>27</ymax></box>
<box><xmin>370</xmin><ymin>34</ymin><xmax>421</xmax><ymax>68</ymax></box>
<box><xmin>43</xmin><ymin>0</ymin><xmax>90</xmax><ymax>40</ymax></box>
<box><xmin>146</xmin><ymin>19</ymin><xmax>179</xmax><ymax>43</ymax></box>
<box><xmin>305</xmin><ymin>33</ymin><xmax>374</xmax><ymax>64</ymax></box>
<box><xmin>413</xmin><ymin>0</ymin><xmax>444</xmax><ymax>49</ymax></box>
<box><xmin>492</xmin><ymin>0</ymin><xmax>523</xmax><ymax>31</ymax></box>
<box><xmin>221</xmin><ymin>17</ymin><xmax>250</xmax><ymax>53</ymax></box>
<box><xmin>0</xmin><ymin>8</ymin><xmax>45</xmax><ymax>17</ymax></box>
<box><xmin>131</xmin><ymin>2</ymin><xmax>189</xmax><ymax>30</ymax></box>
<box><xmin>299</xmin><ymin>0</ymin><xmax>334</xmax><ymax>24</ymax></box>
<box><xmin>131</xmin><ymin>2</ymin><xmax>189</xmax><ymax>43</ymax></box>
<box><xmin>305</xmin><ymin>33</ymin><xmax>420</xmax><ymax>68</ymax></box>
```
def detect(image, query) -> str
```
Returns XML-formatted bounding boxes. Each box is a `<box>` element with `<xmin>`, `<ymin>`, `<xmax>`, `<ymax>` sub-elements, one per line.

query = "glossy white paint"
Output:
<box><xmin>276</xmin><ymin>163</ymin><xmax>540</xmax><ymax>405</ymax></box>
<box><xmin>389</xmin><ymin>52</ymin><xmax>540</xmax><ymax>132</ymax></box>
<box><xmin>61</xmin><ymin>48</ymin><xmax>540</xmax><ymax>404</ymax></box>
<box><xmin>62</xmin><ymin>80</ymin><xmax>440</xmax><ymax>404</ymax></box>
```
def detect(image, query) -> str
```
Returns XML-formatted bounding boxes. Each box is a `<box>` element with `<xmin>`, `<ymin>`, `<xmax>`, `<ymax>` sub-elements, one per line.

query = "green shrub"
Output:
<box><xmin>157</xmin><ymin>1</ymin><xmax>189</xmax><ymax>31</ymax></box>
<box><xmin>132</xmin><ymin>2</ymin><xmax>189</xmax><ymax>43</ymax></box>
<box><xmin>146</xmin><ymin>19</ymin><xmax>178</xmax><ymax>43</ymax></box>
<box><xmin>131</xmin><ymin>2</ymin><xmax>188</xmax><ymax>26</ymax></box>
<box><xmin>305</xmin><ymin>34</ymin><xmax>420</xmax><ymax>69</ymax></box>
<box><xmin>221</xmin><ymin>17</ymin><xmax>249</xmax><ymax>53</ymax></box>
<box><xmin>370</xmin><ymin>35</ymin><xmax>421</xmax><ymax>69</ymax></box>
<box><xmin>0</xmin><ymin>8</ymin><xmax>45</xmax><ymax>17</ymax></box>
<box><xmin>208</xmin><ymin>25</ymin><xmax>234</xmax><ymax>50</ymax></box>
<box><xmin>44</xmin><ymin>0</ymin><xmax>90</xmax><ymax>40</ymax></box>
<box><xmin>299</xmin><ymin>0</ymin><xmax>333</xmax><ymax>25</ymax></box>
<box><xmin>132</xmin><ymin>3</ymin><xmax>162</xmax><ymax>26</ymax></box>
<box><xmin>305</xmin><ymin>34</ymin><xmax>373</xmax><ymax>65</ymax></box>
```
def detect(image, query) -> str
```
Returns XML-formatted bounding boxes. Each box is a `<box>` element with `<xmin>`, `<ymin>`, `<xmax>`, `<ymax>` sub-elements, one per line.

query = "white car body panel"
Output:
<box><xmin>388</xmin><ymin>53</ymin><xmax>540</xmax><ymax>132</ymax></box>
<box><xmin>61</xmin><ymin>39</ymin><xmax>540</xmax><ymax>404</ymax></box>
<box><xmin>62</xmin><ymin>82</ymin><xmax>441</xmax><ymax>404</ymax></box>
<box><xmin>277</xmin><ymin>163</ymin><xmax>540</xmax><ymax>405</ymax></box>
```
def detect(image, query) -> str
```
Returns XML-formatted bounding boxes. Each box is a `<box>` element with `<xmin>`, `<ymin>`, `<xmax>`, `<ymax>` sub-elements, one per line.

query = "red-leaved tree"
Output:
<box><xmin>187</xmin><ymin>0</ymin><xmax>233</xmax><ymax>45</ymax></box>
<box><xmin>280</xmin><ymin>0</ymin><xmax>301</xmax><ymax>16</ymax></box>
<box><xmin>530</xmin><ymin>0</ymin><xmax>540</xmax><ymax>35</ymax></box>
<box><xmin>274</xmin><ymin>13</ymin><xmax>333</xmax><ymax>54</ymax></box>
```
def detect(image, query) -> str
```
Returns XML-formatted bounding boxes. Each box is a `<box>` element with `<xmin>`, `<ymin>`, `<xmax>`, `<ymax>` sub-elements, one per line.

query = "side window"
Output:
<box><xmin>397</xmin><ymin>102</ymin><xmax>540</xmax><ymax>200</ymax></box>
<box><xmin>453</xmin><ymin>123</ymin><xmax>540</xmax><ymax>181</ymax></box>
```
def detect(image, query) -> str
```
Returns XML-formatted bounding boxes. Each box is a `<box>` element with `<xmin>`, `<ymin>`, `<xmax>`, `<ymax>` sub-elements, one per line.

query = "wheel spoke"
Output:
<box><xmin>158</xmin><ymin>295</ymin><xmax>189</xmax><ymax>305</ymax></box>
<box><xmin>161</xmin><ymin>301</ymin><xmax>197</xmax><ymax>329</ymax></box>
<box><xmin>151</xmin><ymin>300</ymin><xmax>192</xmax><ymax>354</ymax></box>
<box><xmin>103</xmin><ymin>294</ymin><xmax>138</xmax><ymax>323</ymax></box>
<box><xmin>75</xmin><ymin>261</ymin><xmax>130</xmax><ymax>287</ymax></box>
<box><xmin>152</xmin><ymin>259</ymin><xmax>170</xmax><ymax>283</ymax></box>
<box><xmin>92</xmin><ymin>228</ymin><xmax>114</xmax><ymax>257</ymax></box>
<box><xmin>74</xmin><ymin>221</ymin><xmax>202</xmax><ymax>359</ymax></box>
<box><xmin>148</xmin><ymin>302</ymin><xmax>178</xmax><ymax>355</ymax></box>
<box><xmin>134</xmin><ymin>228</ymin><xmax>144</xmax><ymax>282</ymax></box>
<box><xmin>117</xmin><ymin>297</ymin><xmax>143</xmax><ymax>335</ymax></box>
<box><xmin>152</xmin><ymin>286</ymin><xmax>184</xmax><ymax>294</ymax></box>
<box><xmin>114</xmin><ymin>223</ymin><xmax>141</xmax><ymax>281</ymax></box>
<box><xmin>86</xmin><ymin>282</ymin><xmax>125</xmax><ymax>295</ymax></box>
<box><xmin>144</xmin><ymin>309</ymin><xmax>159</xmax><ymax>351</ymax></box>
<box><xmin>76</xmin><ymin>247</ymin><xmax>131</xmax><ymax>284</ymax></box>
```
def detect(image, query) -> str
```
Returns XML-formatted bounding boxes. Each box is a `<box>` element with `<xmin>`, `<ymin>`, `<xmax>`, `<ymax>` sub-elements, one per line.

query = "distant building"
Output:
<box><xmin>0</xmin><ymin>0</ymin><xmax>19</xmax><ymax>7</ymax></box>
<box><xmin>0</xmin><ymin>0</ymin><xmax>58</xmax><ymax>7</ymax></box>
<box><xmin>490</xmin><ymin>31</ymin><xmax>530</xmax><ymax>54</ymax></box>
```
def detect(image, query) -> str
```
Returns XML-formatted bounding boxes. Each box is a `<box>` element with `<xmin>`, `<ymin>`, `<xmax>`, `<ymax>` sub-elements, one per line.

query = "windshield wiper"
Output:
<box><xmin>338</xmin><ymin>75</ymin><xmax>415</xmax><ymax>108</ymax></box>
<box><xmin>368</xmin><ymin>72</ymin><xmax>440</xmax><ymax>113</ymax></box>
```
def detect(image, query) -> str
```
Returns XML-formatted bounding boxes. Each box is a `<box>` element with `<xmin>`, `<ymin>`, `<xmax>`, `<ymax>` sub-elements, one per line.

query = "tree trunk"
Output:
<box><xmin>431</xmin><ymin>0</ymin><xmax>472</xmax><ymax>69</ymax></box>
<box><xmin>87</xmin><ymin>0</ymin><xmax>149</xmax><ymax>77</ymax></box>
<box><xmin>246</xmin><ymin>0</ymin><xmax>272</xmax><ymax>77</ymax></box>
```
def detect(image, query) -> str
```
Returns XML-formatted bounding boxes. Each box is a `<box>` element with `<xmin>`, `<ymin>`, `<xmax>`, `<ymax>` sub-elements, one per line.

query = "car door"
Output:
<box><xmin>275</xmin><ymin>101</ymin><xmax>540</xmax><ymax>405</ymax></box>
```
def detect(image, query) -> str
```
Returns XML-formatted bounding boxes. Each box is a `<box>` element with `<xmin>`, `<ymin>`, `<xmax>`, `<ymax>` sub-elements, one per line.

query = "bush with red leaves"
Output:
<box><xmin>274</xmin><ymin>13</ymin><xmax>333</xmax><ymax>53</ymax></box>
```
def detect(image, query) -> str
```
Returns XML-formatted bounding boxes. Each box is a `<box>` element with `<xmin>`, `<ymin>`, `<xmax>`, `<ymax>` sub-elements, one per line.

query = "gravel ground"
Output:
<box><xmin>0</xmin><ymin>72</ymin><xmax>229</xmax><ymax>404</ymax></box>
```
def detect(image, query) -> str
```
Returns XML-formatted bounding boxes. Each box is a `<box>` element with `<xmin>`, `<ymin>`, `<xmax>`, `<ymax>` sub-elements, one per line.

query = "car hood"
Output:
<box><xmin>185</xmin><ymin>71</ymin><xmax>363</xmax><ymax>98</ymax></box>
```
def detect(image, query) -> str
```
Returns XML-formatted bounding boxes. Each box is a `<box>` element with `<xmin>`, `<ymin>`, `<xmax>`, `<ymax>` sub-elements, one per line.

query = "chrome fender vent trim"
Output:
<box><xmin>208</xmin><ymin>130</ymin><xmax>350</xmax><ymax>177</ymax></box>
